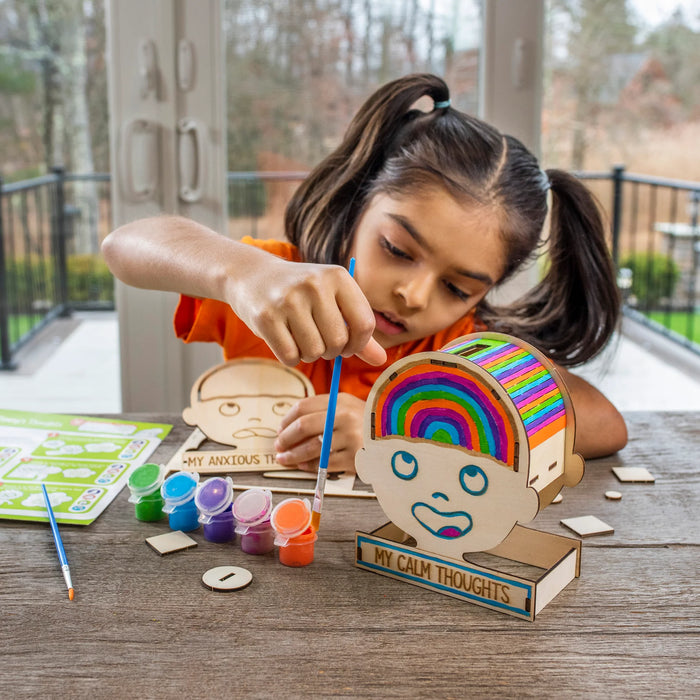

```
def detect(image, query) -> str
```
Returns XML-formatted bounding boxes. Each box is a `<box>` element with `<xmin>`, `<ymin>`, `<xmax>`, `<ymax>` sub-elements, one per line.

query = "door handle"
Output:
<box><xmin>119</xmin><ymin>118</ymin><xmax>159</xmax><ymax>202</ymax></box>
<box><xmin>177</xmin><ymin>118</ymin><xmax>206</xmax><ymax>203</ymax></box>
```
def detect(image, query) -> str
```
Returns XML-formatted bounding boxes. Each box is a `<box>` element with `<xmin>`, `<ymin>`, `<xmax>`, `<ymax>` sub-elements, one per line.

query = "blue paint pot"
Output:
<box><xmin>161</xmin><ymin>471</ymin><xmax>200</xmax><ymax>532</ymax></box>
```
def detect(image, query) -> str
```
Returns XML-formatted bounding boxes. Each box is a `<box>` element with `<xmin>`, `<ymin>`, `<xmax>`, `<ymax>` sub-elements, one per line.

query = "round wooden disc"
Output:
<box><xmin>201</xmin><ymin>565</ymin><xmax>253</xmax><ymax>592</ymax></box>
<box><xmin>605</xmin><ymin>490</ymin><xmax>622</xmax><ymax>501</ymax></box>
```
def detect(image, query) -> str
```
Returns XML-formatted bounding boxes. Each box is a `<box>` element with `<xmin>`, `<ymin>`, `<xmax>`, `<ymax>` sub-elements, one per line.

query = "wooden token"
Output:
<box><xmin>560</xmin><ymin>515</ymin><xmax>614</xmax><ymax>538</ymax></box>
<box><xmin>612</xmin><ymin>466</ymin><xmax>655</xmax><ymax>483</ymax></box>
<box><xmin>202</xmin><ymin>565</ymin><xmax>253</xmax><ymax>592</ymax></box>
<box><xmin>605</xmin><ymin>490</ymin><xmax>622</xmax><ymax>500</ymax></box>
<box><xmin>551</xmin><ymin>493</ymin><xmax>563</xmax><ymax>504</ymax></box>
<box><xmin>145</xmin><ymin>530</ymin><xmax>198</xmax><ymax>555</ymax></box>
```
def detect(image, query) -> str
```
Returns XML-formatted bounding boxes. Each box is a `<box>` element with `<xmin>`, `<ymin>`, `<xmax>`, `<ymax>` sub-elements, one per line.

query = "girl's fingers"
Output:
<box><xmin>356</xmin><ymin>337</ymin><xmax>388</xmax><ymax>366</ymax></box>
<box><xmin>276</xmin><ymin>435</ymin><xmax>323</xmax><ymax>465</ymax></box>
<box><xmin>261</xmin><ymin>320</ymin><xmax>301</xmax><ymax>367</ymax></box>
<box><xmin>286</xmin><ymin>311</ymin><xmax>329</xmax><ymax>364</ymax></box>
<box><xmin>297</xmin><ymin>449</ymin><xmax>355</xmax><ymax>475</ymax></box>
<box><xmin>276</xmin><ymin>413</ymin><xmax>348</xmax><ymax>457</ymax></box>
<box><xmin>335</xmin><ymin>280</ymin><xmax>377</xmax><ymax>359</ymax></box>
<box><xmin>277</xmin><ymin>395</ymin><xmax>328</xmax><ymax>432</ymax></box>
<box><xmin>275</xmin><ymin>403</ymin><xmax>327</xmax><ymax>451</ymax></box>
<box><xmin>276</xmin><ymin>431</ymin><xmax>348</xmax><ymax>467</ymax></box>
<box><xmin>311</xmin><ymin>300</ymin><xmax>350</xmax><ymax>360</ymax></box>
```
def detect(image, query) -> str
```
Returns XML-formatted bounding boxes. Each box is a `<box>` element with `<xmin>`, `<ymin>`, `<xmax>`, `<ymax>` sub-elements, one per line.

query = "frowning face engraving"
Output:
<box><xmin>183</xmin><ymin>360</ymin><xmax>313</xmax><ymax>449</ymax></box>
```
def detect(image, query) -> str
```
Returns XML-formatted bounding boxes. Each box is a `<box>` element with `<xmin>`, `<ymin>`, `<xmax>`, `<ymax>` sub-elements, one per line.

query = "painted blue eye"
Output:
<box><xmin>459</xmin><ymin>465</ymin><xmax>488</xmax><ymax>495</ymax></box>
<box><xmin>391</xmin><ymin>451</ymin><xmax>418</xmax><ymax>480</ymax></box>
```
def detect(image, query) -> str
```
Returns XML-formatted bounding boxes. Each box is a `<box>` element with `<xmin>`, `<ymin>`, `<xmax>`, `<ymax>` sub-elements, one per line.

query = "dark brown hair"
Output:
<box><xmin>285</xmin><ymin>74</ymin><xmax>619</xmax><ymax>366</ymax></box>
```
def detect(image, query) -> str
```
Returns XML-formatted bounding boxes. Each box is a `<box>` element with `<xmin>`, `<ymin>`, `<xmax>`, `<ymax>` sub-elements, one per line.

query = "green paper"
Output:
<box><xmin>0</xmin><ymin>409</ymin><xmax>172</xmax><ymax>525</ymax></box>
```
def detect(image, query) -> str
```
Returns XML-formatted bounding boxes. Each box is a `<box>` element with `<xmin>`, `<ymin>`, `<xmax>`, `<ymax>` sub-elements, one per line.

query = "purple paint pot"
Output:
<box><xmin>195</xmin><ymin>476</ymin><xmax>235</xmax><ymax>543</ymax></box>
<box><xmin>161</xmin><ymin>471</ymin><xmax>200</xmax><ymax>532</ymax></box>
<box><xmin>232</xmin><ymin>488</ymin><xmax>275</xmax><ymax>555</ymax></box>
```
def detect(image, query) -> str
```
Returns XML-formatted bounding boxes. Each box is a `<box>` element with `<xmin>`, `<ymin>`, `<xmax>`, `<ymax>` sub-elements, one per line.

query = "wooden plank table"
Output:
<box><xmin>1</xmin><ymin>412</ymin><xmax>698</xmax><ymax>698</ymax></box>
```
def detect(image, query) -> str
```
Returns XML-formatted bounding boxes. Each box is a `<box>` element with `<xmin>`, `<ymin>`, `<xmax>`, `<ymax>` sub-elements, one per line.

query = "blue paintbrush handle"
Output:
<box><xmin>317</xmin><ymin>355</ymin><xmax>343</xmax><ymax>474</ymax></box>
<box><xmin>41</xmin><ymin>483</ymin><xmax>68</xmax><ymax>567</ymax></box>
<box><xmin>317</xmin><ymin>256</ymin><xmax>355</xmax><ymax>474</ymax></box>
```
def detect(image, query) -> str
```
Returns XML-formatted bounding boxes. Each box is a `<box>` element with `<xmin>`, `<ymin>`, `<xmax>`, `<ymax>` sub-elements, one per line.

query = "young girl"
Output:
<box><xmin>103</xmin><ymin>73</ymin><xmax>627</xmax><ymax>473</ymax></box>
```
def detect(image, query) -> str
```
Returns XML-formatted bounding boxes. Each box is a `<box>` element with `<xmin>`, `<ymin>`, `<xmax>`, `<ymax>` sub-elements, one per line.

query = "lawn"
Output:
<box><xmin>5</xmin><ymin>314</ymin><xmax>44</xmax><ymax>347</ymax></box>
<box><xmin>644</xmin><ymin>310</ymin><xmax>700</xmax><ymax>345</ymax></box>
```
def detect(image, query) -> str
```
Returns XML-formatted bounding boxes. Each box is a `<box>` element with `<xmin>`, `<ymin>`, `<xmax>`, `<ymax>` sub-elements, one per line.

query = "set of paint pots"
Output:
<box><xmin>127</xmin><ymin>466</ymin><xmax>317</xmax><ymax>566</ymax></box>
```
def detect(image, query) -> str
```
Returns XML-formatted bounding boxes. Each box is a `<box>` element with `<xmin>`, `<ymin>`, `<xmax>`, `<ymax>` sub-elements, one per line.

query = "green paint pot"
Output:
<box><xmin>128</xmin><ymin>463</ymin><xmax>166</xmax><ymax>521</ymax></box>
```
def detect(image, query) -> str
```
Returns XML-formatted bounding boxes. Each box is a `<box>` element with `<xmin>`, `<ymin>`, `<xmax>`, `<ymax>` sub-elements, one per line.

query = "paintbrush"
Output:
<box><xmin>310</xmin><ymin>257</ymin><xmax>355</xmax><ymax>531</ymax></box>
<box><xmin>41</xmin><ymin>483</ymin><xmax>75</xmax><ymax>601</ymax></box>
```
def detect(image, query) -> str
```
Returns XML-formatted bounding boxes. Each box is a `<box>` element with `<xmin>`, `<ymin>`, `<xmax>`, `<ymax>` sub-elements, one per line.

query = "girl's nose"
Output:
<box><xmin>395</xmin><ymin>272</ymin><xmax>433</xmax><ymax>310</ymax></box>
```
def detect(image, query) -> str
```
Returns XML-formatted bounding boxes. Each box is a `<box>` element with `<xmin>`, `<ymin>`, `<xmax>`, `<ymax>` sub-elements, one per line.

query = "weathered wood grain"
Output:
<box><xmin>1</xmin><ymin>412</ymin><xmax>698</xmax><ymax>698</ymax></box>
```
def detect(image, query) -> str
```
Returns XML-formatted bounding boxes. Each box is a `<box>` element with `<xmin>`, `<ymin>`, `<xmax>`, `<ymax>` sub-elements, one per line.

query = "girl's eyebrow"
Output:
<box><xmin>386</xmin><ymin>213</ymin><xmax>494</xmax><ymax>286</ymax></box>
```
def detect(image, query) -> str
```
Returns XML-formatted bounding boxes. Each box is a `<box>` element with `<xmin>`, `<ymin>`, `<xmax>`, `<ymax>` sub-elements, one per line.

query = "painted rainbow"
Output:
<box><xmin>373</xmin><ymin>335</ymin><xmax>567</xmax><ymax>466</ymax></box>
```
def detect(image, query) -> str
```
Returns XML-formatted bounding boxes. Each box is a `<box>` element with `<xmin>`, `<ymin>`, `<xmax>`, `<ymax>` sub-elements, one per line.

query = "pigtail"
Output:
<box><xmin>481</xmin><ymin>169</ymin><xmax>620</xmax><ymax>366</ymax></box>
<box><xmin>285</xmin><ymin>74</ymin><xmax>450</xmax><ymax>265</ymax></box>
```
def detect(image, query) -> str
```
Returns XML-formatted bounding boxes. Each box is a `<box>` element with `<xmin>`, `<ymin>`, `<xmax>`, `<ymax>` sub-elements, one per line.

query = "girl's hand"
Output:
<box><xmin>229</xmin><ymin>257</ymin><xmax>386</xmax><ymax>367</ymax></box>
<box><xmin>273</xmin><ymin>393</ymin><xmax>366</xmax><ymax>474</ymax></box>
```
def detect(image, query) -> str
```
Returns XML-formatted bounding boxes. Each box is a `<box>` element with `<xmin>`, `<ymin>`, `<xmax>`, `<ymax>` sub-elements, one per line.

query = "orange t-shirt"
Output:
<box><xmin>174</xmin><ymin>236</ymin><xmax>483</xmax><ymax>400</ymax></box>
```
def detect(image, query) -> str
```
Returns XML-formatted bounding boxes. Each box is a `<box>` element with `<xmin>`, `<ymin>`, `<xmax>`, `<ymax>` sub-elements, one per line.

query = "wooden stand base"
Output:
<box><xmin>355</xmin><ymin>522</ymin><xmax>581</xmax><ymax>620</ymax></box>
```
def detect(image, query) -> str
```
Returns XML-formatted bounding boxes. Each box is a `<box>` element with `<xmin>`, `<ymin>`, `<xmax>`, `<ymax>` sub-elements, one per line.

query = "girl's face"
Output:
<box><xmin>349</xmin><ymin>188</ymin><xmax>506</xmax><ymax>349</ymax></box>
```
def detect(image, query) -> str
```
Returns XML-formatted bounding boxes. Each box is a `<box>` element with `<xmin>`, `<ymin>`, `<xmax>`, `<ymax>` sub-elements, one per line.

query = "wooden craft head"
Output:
<box><xmin>183</xmin><ymin>359</ymin><xmax>314</xmax><ymax>448</ymax></box>
<box><xmin>356</xmin><ymin>332</ymin><xmax>584</xmax><ymax>555</ymax></box>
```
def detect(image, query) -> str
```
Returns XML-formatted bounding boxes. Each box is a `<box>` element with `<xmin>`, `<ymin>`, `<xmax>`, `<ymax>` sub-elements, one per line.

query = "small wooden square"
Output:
<box><xmin>612</xmin><ymin>466</ymin><xmax>655</xmax><ymax>483</ymax></box>
<box><xmin>146</xmin><ymin>530</ymin><xmax>198</xmax><ymax>555</ymax></box>
<box><xmin>560</xmin><ymin>515</ymin><xmax>614</xmax><ymax>538</ymax></box>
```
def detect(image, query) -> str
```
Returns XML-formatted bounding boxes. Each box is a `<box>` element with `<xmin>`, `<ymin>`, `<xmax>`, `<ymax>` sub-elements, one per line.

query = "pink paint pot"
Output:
<box><xmin>270</xmin><ymin>497</ymin><xmax>317</xmax><ymax>567</ymax></box>
<box><xmin>232</xmin><ymin>488</ymin><xmax>275</xmax><ymax>555</ymax></box>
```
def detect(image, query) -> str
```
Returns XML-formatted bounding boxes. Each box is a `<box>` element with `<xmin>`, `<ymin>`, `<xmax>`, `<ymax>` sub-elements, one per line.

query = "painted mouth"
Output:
<box><xmin>232</xmin><ymin>427</ymin><xmax>278</xmax><ymax>439</ymax></box>
<box><xmin>411</xmin><ymin>502</ymin><xmax>473</xmax><ymax>539</ymax></box>
<box><xmin>373</xmin><ymin>310</ymin><xmax>407</xmax><ymax>336</ymax></box>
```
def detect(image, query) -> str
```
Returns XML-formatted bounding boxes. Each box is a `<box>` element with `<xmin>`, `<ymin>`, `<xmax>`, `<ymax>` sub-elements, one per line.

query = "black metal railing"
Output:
<box><xmin>0</xmin><ymin>168</ymin><xmax>114</xmax><ymax>368</ymax></box>
<box><xmin>577</xmin><ymin>166</ymin><xmax>699</xmax><ymax>355</ymax></box>
<box><xmin>1</xmin><ymin>166</ymin><xmax>698</xmax><ymax>369</ymax></box>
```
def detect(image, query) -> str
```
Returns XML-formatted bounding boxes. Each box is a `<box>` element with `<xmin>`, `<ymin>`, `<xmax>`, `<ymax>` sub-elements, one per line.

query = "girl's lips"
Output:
<box><xmin>373</xmin><ymin>310</ymin><xmax>407</xmax><ymax>336</ymax></box>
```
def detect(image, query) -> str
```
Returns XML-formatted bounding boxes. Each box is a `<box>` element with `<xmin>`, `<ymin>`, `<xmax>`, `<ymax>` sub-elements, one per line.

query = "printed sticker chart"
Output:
<box><xmin>0</xmin><ymin>409</ymin><xmax>172</xmax><ymax>525</ymax></box>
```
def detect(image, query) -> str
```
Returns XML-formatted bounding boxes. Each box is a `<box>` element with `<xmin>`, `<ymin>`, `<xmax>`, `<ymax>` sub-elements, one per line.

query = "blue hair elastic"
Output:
<box><xmin>434</xmin><ymin>99</ymin><xmax>451</xmax><ymax>109</ymax></box>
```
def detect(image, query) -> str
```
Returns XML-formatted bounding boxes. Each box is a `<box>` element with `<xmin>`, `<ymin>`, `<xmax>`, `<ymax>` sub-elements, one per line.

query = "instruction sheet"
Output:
<box><xmin>0</xmin><ymin>409</ymin><xmax>171</xmax><ymax>525</ymax></box>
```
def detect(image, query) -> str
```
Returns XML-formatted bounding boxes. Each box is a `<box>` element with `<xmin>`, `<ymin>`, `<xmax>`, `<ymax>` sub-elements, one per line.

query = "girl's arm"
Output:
<box><xmin>102</xmin><ymin>215</ymin><xmax>386</xmax><ymax>366</ymax></box>
<box><xmin>556</xmin><ymin>367</ymin><xmax>628</xmax><ymax>458</ymax></box>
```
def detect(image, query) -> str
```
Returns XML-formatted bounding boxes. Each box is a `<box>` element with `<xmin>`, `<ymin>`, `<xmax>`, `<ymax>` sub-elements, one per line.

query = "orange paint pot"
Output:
<box><xmin>270</xmin><ymin>497</ymin><xmax>317</xmax><ymax>567</ymax></box>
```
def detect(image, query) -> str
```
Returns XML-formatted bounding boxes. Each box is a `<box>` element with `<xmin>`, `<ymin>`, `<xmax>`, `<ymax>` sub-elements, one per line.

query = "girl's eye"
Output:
<box><xmin>381</xmin><ymin>237</ymin><xmax>412</xmax><ymax>261</ymax></box>
<box><xmin>391</xmin><ymin>450</ymin><xmax>418</xmax><ymax>480</ymax></box>
<box><xmin>459</xmin><ymin>464</ymin><xmax>488</xmax><ymax>495</ymax></box>
<box><xmin>444</xmin><ymin>280</ymin><xmax>471</xmax><ymax>302</ymax></box>
<box><xmin>219</xmin><ymin>402</ymin><xmax>240</xmax><ymax>416</ymax></box>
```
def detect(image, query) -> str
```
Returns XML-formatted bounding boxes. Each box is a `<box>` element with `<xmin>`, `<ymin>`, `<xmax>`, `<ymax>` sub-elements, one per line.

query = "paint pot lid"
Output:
<box><xmin>270</xmin><ymin>497</ymin><xmax>312</xmax><ymax>543</ymax></box>
<box><xmin>195</xmin><ymin>476</ymin><xmax>234</xmax><ymax>518</ymax></box>
<box><xmin>128</xmin><ymin>463</ymin><xmax>164</xmax><ymax>501</ymax></box>
<box><xmin>232</xmin><ymin>487</ymin><xmax>273</xmax><ymax>526</ymax></box>
<box><xmin>160</xmin><ymin>471</ymin><xmax>199</xmax><ymax>506</ymax></box>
